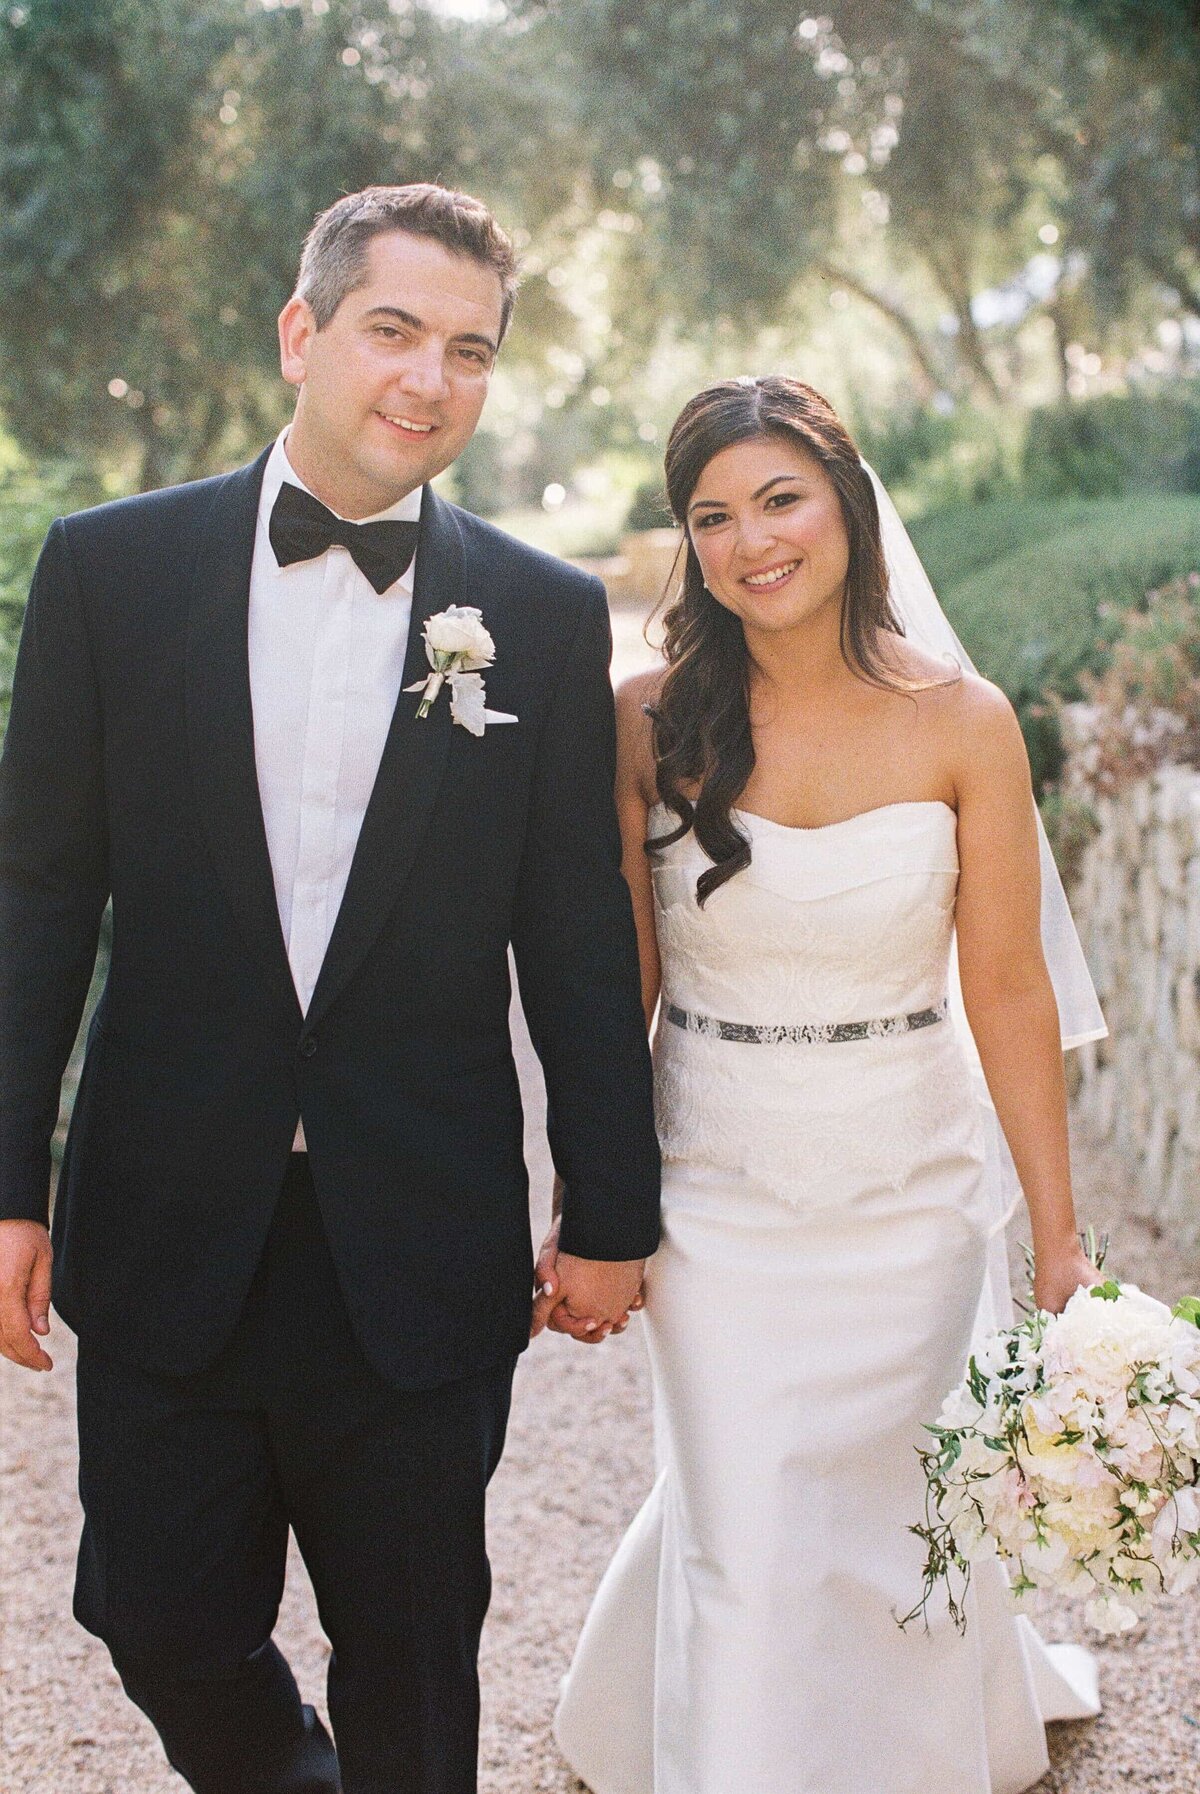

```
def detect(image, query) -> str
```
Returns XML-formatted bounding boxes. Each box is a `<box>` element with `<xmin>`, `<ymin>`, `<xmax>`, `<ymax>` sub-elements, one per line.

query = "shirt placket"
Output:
<box><xmin>290</xmin><ymin>549</ymin><xmax>353</xmax><ymax>1014</ymax></box>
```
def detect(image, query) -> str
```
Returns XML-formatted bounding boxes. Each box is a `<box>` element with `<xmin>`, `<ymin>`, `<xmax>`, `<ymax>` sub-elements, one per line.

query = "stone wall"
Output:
<box><xmin>1069</xmin><ymin>759</ymin><xmax>1200</xmax><ymax>1240</ymax></box>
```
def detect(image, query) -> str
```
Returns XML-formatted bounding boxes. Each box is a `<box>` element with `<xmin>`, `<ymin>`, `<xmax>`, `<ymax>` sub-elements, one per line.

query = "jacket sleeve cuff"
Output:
<box><xmin>556</xmin><ymin>1197</ymin><xmax>661</xmax><ymax>1262</ymax></box>
<box><xmin>0</xmin><ymin>1143</ymin><xmax>53</xmax><ymax>1227</ymax></box>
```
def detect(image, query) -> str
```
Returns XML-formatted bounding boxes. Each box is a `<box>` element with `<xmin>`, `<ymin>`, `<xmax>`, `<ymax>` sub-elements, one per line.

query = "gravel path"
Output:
<box><xmin>3</xmin><ymin>610</ymin><xmax>1199</xmax><ymax>1789</ymax></box>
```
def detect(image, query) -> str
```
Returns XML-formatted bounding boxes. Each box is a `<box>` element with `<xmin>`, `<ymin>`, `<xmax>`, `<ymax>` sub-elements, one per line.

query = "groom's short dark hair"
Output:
<box><xmin>296</xmin><ymin>183</ymin><xmax>520</xmax><ymax>340</ymax></box>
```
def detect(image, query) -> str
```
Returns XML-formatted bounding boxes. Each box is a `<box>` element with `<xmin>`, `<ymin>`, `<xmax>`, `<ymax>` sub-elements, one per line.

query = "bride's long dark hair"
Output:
<box><xmin>649</xmin><ymin>376</ymin><xmax>913</xmax><ymax>905</ymax></box>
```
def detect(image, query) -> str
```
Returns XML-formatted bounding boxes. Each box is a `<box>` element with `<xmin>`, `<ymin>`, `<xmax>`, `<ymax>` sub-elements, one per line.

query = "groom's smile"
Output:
<box><xmin>279</xmin><ymin>229</ymin><xmax>505</xmax><ymax>519</ymax></box>
<box><xmin>376</xmin><ymin>413</ymin><xmax>435</xmax><ymax>435</ymax></box>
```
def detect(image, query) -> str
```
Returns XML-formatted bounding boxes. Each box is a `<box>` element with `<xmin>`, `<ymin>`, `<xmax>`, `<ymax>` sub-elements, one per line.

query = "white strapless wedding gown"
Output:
<box><xmin>554</xmin><ymin>801</ymin><xmax>1099</xmax><ymax>1794</ymax></box>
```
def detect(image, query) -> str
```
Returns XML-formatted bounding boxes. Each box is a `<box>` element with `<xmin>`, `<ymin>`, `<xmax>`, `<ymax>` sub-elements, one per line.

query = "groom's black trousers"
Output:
<box><xmin>72</xmin><ymin>1155</ymin><xmax>516</xmax><ymax>1794</ymax></box>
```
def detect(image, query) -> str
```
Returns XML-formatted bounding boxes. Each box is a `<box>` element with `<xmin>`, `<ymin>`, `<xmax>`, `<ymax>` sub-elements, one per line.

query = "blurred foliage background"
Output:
<box><xmin>1</xmin><ymin>0</ymin><xmax>1198</xmax><ymax>793</ymax></box>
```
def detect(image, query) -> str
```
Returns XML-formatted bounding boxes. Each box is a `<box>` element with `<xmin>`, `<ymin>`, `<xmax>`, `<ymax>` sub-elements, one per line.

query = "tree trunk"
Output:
<box><xmin>1141</xmin><ymin>251</ymin><xmax>1200</xmax><ymax>320</ymax></box>
<box><xmin>135</xmin><ymin>406</ymin><xmax>172</xmax><ymax>494</ymax></box>
<box><xmin>919</xmin><ymin>240</ymin><xmax>1004</xmax><ymax>403</ymax></box>
<box><xmin>814</xmin><ymin>263</ymin><xmax>944</xmax><ymax>403</ymax></box>
<box><xmin>1046</xmin><ymin>297</ymin><xmax>1073</xmax><ymax>402</ymax></box>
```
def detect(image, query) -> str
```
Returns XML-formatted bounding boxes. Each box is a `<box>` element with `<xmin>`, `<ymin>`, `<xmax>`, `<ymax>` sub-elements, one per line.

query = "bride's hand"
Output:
<box><xmin>530</xmin><ymin>1215</ymin><xmax>563</xmax><ymax>1339</ymax></box>
<box><xmin>1033</xmin><ymin>1243</ymin><xmax>1099</xmax><ymax>1315</ymax></box>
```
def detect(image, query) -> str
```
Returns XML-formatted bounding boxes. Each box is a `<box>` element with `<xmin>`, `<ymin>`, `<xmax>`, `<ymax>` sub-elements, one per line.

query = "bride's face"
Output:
<box><xmin>685</xmin><ymin>435</ymin><xmax>850</xmax><ymax>638</ymax></box>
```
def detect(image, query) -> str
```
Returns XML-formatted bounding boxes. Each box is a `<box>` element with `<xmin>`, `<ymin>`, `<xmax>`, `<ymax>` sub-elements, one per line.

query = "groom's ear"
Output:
<box><xmin>278</xmin><ymin>294</ymin><xmax>316</xmax><ymax>388</ymax></box>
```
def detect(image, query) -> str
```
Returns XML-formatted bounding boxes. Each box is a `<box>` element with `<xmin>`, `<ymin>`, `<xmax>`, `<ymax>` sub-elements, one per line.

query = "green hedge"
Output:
<box><xmin>908</xmin><ymin>499</ymin><xmax>1101</xmax><ymax>599</ymax></box>
<box><xmin>861</xmin><ymin>389</ymin><xmax>1200</xmax><ymax>515</ymax></box>
<box><xmin>909</xmin><ymin>495</ymin><xmax>1200</xmax><ymax>788</ymax></box>
<box><xmin>1022</xmin><ymin>392</ymin><xmax>1200</xmax><ymax>499</ymax></box>
<box><xmin>919</xmin><ymin>497</ymin><xmax>1200</xmax><ymax>700</ymax></box>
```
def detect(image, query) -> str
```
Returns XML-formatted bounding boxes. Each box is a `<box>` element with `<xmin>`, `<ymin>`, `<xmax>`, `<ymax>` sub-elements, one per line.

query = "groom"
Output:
<box><xmin>0</xmin><ymin>183</ymin><xmax>660</xmax><ymax>1792</ymax></box>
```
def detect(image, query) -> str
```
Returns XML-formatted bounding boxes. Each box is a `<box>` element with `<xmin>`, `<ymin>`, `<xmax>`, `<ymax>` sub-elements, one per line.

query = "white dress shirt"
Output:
<box><xmin>248</xmin><ymin>432</ymin><xmax>422</xmax><ymax>1147</ymax></box>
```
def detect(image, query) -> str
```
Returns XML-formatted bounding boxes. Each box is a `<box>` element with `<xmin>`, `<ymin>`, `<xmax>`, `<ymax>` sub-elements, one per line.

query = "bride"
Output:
<box><xmin>541</xmin><ymin>377</ymin><xmax>1106</xmax><ymax>1793</ymax></box>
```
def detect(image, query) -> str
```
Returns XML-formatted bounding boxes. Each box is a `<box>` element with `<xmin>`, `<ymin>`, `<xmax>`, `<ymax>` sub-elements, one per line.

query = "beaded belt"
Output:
<box><xmin>663</xmin><ymin>996</ymin><xmax>950</xmax><ymax>1046</ymax></box>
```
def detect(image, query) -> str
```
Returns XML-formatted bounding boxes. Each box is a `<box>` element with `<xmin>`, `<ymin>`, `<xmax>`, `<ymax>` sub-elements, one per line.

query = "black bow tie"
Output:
<box><xmin>268</xmin><ymin>481</ymin><xmax>420</xmax><ymax>594</ymax></box>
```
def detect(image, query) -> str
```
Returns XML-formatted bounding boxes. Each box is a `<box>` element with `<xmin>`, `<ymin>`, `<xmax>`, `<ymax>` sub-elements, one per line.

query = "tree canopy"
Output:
<box><xmin>0</xmin><ymin>0</ymin><xmax>1195</xmax><ymax>490</ymax></box>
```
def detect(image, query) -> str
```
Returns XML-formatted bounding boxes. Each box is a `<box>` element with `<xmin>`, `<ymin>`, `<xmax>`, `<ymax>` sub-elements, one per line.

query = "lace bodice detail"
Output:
<box><xmin>653</xmin><ymin>801</ymin><xmax>959</xmax><ymax>1023</ymax></box>
<box><xmin>650</xmin><ymin>801</ymin><xmax>987</xmax><ymax>1214</ymax></box>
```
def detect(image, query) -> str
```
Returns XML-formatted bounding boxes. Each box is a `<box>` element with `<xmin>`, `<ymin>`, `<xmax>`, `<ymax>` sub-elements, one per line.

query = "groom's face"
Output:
<box><xmin>279</xmin><ymin>229</ymin><xmax>505</xmax><ymax>517</ymax></box>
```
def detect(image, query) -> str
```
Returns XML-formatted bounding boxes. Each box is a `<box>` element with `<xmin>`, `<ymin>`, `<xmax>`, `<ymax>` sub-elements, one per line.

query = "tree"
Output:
<box><xmin>0</xmin><ymin>0</ymin><xmax>574</xmax><ymax>488</ymax></box>
<box><xmin>517</xmin><ymin>0</ymin><xmax>1043</xmax><ymax>401</ymax></box>
<box><xmin>2</xmin><ymin>0</ymin><xmax>1194</xmax><ymax>490</ymax></box>
<box><xmin>520</xmin><ymin>0</ymin><xmax>1200</xmax><ymax>403</ymax></box>
<box><xmin>1043</xmin><ymin>0</ymin><xmax>1200</xmax><ymax>323</ymax></box>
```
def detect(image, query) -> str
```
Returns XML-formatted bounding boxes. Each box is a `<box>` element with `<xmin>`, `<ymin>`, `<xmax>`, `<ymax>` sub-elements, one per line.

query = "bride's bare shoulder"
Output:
<box><xmin>615</xmin><ymin>666</ymin><xmax>667</xmax><ymax>741</ymax></box>
<box><xmin>878</xmin><ymin>633</ymin><xmax>1010</xmax><ymax>718</ymax></box>
<box><xmin>876</xmin><ymin>631</ymin><xmax>1024</xmax><ymax>764</ymax></box>
<box><xmin>616</xmin><ymin>665</ymin><xmax>667</xmax><ymax>712</ymax></box>
<box><xmin>875</xmin><ymin>631</ymin><xmax>964</xmax><ymax>691</ymax></box>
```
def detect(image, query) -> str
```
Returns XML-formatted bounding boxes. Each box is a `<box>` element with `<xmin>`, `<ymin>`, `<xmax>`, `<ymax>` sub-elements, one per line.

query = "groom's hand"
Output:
<box><xmin>0</xmin><ymin>1220</ymin><xmax>54</xmax><ymax>1371</ymax></box>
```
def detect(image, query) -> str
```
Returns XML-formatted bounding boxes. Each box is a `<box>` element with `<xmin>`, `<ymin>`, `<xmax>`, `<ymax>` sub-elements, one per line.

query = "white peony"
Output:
<box><xmin>423</xmin><ymin>605</ymin><xmax>495</xmax><ymax>668</ymax></box>
<box><xmin>1042</xmin><ymin>1285</ymin><xmax>1175</xmax><ymax>1397</ymax></box>
<box><xmin>1150</xmin><ymin>1486</ymin><xmax>1200</xmax><ymax>1585</ymax></box>
<box><xmin>1168</xmin><ymin>1485</ymin><xmax>1200</xmax><ymax>1532</ymax></box>
<box><xmin>937</xmin><ymin>1383</ymin><xmax>985</xmax><ymax>1429</ymax></box>
<box><xmin>1019</xmin><ymin>1533</ymin><xmax>1071</xmax><ymax>1582</ymax></box>
<box><xmin>957</xmin><ymin>1522</ymin><xmax>1000</xmax><ymax>1565</ymax></box>
<box><xmin>1166</xmin><ymin>1325</ymin><xmax>1200</xmax><ymax>1396</ymax></box>
<box><xmin>406</xmin><ymin>606</ymin><xmax>516</xmax><ymax>731</ymax></box>
<box><xmin>974</xmin><ymin>1334</ymin><xmax>1012</xmax><ymax>1378</ymax></box>
<box><xmin>1162</xmin><ymin>1556</ymin><xmax>1200</xmax><ymax>1596</ymax></box>
<box><xmin>1106</xmin><ymin>1409</ymin><xmax>1168</xmax><ymax>1482</ymax></box>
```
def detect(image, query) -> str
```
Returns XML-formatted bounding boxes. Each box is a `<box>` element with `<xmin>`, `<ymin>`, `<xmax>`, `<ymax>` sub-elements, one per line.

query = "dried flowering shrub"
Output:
<box><xmin>1039</xmin><ymin>789</ymin><xmax>1101</xmax><ymax>889</ymax></box>
<box><xmin>1070</xmin><ymin>572</ymin><xmax>1200</xmax><ymax>798</ymax></box>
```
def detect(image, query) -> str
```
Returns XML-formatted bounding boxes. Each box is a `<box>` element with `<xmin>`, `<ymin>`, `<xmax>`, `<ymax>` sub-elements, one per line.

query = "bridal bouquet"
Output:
<box><xmin>904</xmin><ymin>1267</ymin><xmax>1200</xmax><ymax>1636</ymax></box>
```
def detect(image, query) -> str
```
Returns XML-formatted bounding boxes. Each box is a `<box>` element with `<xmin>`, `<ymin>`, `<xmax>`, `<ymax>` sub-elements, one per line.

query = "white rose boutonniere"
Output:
<box><xmin>403</xmin><ymin>605</ymin><xmax>518</xmax><ymax>736</ymax></box>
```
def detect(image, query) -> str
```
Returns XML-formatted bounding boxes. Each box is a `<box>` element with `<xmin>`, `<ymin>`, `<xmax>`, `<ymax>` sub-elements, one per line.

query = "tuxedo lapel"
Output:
<box><xmin>304</xmin><ymin>486</ymin><xmax>463</xmax><ymax>1030</ymax></box>
<box><xmin>185</xmin><ymin>448</ymin><xmax>302</xmax><ymax>1026</ymax></box>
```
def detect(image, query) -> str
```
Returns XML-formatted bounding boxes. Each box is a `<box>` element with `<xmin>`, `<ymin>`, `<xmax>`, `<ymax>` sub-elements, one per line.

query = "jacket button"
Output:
<box><xmin>299</xmin><ymin>1035</ymin><xmax>318</xmax><ymax>1059</ymax></box>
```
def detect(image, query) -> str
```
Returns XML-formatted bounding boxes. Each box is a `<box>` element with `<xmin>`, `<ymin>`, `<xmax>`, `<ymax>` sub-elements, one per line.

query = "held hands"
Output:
<box><xmin>0</xmin><ymin>1220</ymin><xmax>54</xmax><ymax>1371</ymax></box>
<box><xmin>529</xmin><ymin>1214</ymin><xmax>645</xmax><ymax>1344</ymax></box>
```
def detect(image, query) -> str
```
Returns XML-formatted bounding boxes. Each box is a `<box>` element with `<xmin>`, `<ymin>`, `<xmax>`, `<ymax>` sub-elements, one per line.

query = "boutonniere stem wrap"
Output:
<box><xmin>404</xmin><ymin>605</ymin><xmax>517</xmax><ymax>736</ymax></box>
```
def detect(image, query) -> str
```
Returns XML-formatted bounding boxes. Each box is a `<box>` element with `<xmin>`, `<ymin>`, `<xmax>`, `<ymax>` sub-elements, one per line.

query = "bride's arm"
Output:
<box><xmin>547</xmin><ymin>672</ymin><xmax>661</xmax><ymax>1231</ymax></box>
<box><xmin>533</xmin><ymin>671</ymin><xmax>664</xmax><ymax>1335</ymax></box>
<box><xmin>614</xmin><ymin>672</ymin><xmax>663</xmax><ymax>1032</ymax></box>
<box><xmin>949</xmin><ymin>676</ymin><xmax>1096</xmax><ymax>1314</ymax></box>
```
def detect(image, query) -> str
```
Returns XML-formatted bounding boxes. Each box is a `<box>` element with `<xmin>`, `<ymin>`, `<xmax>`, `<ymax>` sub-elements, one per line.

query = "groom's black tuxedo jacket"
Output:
<box><xmin>0</xmin><ymin>448</ymin><xmax>660</xmax><ymax>1386</ymax></box>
